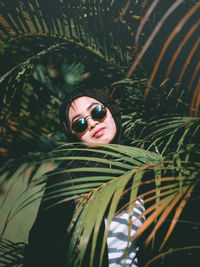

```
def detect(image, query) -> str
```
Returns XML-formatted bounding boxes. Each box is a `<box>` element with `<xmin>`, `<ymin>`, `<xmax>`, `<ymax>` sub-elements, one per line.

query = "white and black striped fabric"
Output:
<box><xmin>105</xmin><ymin>198</ymin><xmax>145</xmax><ymax>267</ymax></box>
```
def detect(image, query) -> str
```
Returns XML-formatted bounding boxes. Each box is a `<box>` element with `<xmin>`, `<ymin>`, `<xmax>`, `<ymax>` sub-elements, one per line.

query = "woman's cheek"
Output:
<box><xmin>78</xmin><ymin>132</ymin><xmax>90</xmax><ymax>143</ymax></box>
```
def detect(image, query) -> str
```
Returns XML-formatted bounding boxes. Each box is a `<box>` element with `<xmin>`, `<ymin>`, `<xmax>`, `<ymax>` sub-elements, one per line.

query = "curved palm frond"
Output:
<box><xmin>136</xmin><ymin>116</ymin><xmax>200</xmax><ymax>155</ymax></box>
<box><xmin>144</xmin><ymin>244</ymin><xmax>200</xmax><ymax>267</ymax></box>
<box><xmin>0</xmin><ymin>0</ymin><xmax>132</xmax><ymax>70</ymax></box>
<box><xmin>1</xmin><ymin>142</ymin><xmax>199</xmax><ymax>266</ymax></box>
<box><xmin>27</xmin><ymin>143</ymin><xmax>198</xmax><ymax>266</ymax></box>
<box><xmin>0</xmin><ymin>0</ymin><xmax>135</xmax><ymax>175</ymax></box>
<box><xmin>39</xmin><ymin>143</ymin><xmax>163</xmax><ymax>266</ymax></box>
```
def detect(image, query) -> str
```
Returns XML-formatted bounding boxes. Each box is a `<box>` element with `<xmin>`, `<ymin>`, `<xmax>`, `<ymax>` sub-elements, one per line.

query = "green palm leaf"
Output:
<box><xmin>39</xmin><ymin>143</ymin><xmax>162</xmax><ymax>266</ymax></box>
<box><xmin>139</xmin><ymin>116</ymin><xmax>200</xmax><ymax>155</ymax></box>
<box><xmin>0</xmin><ymin>239</ymin><xmax>25</xmax><ymax>267</ymax></box>
<box><xmin>33</xmin><ymin>143</ymin><xmax>199</xmax><ymax>266</ymax></box>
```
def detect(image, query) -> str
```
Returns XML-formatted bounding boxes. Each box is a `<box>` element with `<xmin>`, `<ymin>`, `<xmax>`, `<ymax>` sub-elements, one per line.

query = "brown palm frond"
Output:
<box><xmin>177</xmin><ymin>36</ymin><xmax>200</xmax><ymax>91</ymax></box>
<box><xmin>145</xmin><ymin>187</ymin><xmax>187</xmax><ymax>246</ymax></box>
<box><xmin>125</xmin><ymin>1</ymin><xmax>200</xmax><ymax>116</ymax></box>
<box><xmin>190</xmin><ymin>76</ymin><xmax>200</xmax><ymax>116</ymax></box>
<box><xmin>189</xmin><ymin>61</ymin><xmax>200</xmax><ymax>89</ymax></box>
<box><xmin>159</xmin><ymin>184</ymin><xmax>194</xmax><ymax>250</ymax></box>
<box><xmin>165</xmin><ymin>19</ymin><xmax>200</xmax><ymax>79</ymax></box>
<box><xmin>134</xmin><ymin>0</ymin><xmax>161</xmax><ymax>44</ymax></box>
<box><xmin>127</xmin><ymin>0</ymin><xmax>185</xmax><ymax>80</ymax></box>
<box><xmin>144</xmin><ymin>245</ymin><xmax>200</xmax><ymax>267</ymax></box>
<box><xmin>143</xmin><ymin>1</ymin><xmax>200</xmax><ymax>97</ymax></box>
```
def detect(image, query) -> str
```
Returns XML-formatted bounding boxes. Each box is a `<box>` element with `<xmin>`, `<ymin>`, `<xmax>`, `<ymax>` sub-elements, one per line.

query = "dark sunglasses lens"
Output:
<box><xmin>92</xmin><ymin>105</ymin><xmax>107</xmax><ymax>120</ymax></box>
<box><xmin>72</xmin><ymin>118</ymin><xmax>87</xmax><ymax>133</ymax></box>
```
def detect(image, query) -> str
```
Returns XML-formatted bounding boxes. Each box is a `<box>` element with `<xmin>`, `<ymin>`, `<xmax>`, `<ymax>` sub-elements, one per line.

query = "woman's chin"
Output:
<box><xmin>83</xmin><ymin>141</ymin><xmax>102</xmax><ymax>147</ymax></box>
<box><xmin>83</xmin><ymin>137</ymin><xmax>113</xmax><ymax>147</ymax></box>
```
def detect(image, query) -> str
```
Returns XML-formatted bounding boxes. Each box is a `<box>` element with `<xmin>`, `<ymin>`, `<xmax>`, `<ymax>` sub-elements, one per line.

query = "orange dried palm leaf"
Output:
<box><xmin>144</xmin><ymin>1</ymin><xmax>200</xmax><ymax>97</ymax></box>
<box><xmin>144</xmin><ymin>245</ymin><xmax>200</xmax><ymax>267</ymax></box>
<box><xmin>145</xmin><ymin>188</ymin><xmax>186</xmax><ymax>246</ymax></box>
<box><xmin>135</xmin><ymin>0</ymin><xmax>160</xmax><ymax>44</ymax></box>
<box><xmin>127</xmin><ymin>0</ymin><xmax>184</xmax><ymax>80</ymax></box>
<box><xmin>177</xmin><ymin>36</ymin><xmax>200</xmax><ymax>90</ymax></box>
<box><xmin>133</xmin><ymin>195</ymin><xmax>174</xmax><ymax>240</ymax></box>
<box><xmin>189</xmin><ymin>61</ymin><xmax>200</xmax><ymax>89</ymax></box>
<box><xmin>193</xmin><ymin>78</ymin><xmax>200</xmax><ymax>117</ymax></box>
<box><xmin>116</xmin><ymin>181</ymin><xmax>182</xmax><ymax>216</ymax></box>
<box><xmin>159</xmin><ymin>184</ymin><xmax>194</xmax><ymax>250</ymax></box>
<box><xmin>120</xmin><ymin>0</ymin><xmax>131</xmax><ymax>20</ymax></box>
<box><xmin>190</xmin><ymin>76</ymin><xmax>200</xmax><ymax>116</ymax></box>
<box><xmin>165</xmin><ymin>19</ymin><xmax>200</xmax><ymax>79</ymax></box>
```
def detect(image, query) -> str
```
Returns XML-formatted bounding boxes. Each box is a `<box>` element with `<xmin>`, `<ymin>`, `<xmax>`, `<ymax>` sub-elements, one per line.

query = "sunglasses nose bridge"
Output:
<box><xmin>86</xmin><ymin>115</ymin><xmax>99</xmax><ymax>130</ymax></box>
<box><xmin>85</xmin><ymin>114</ymin><xmax>92</xmax><ymax>120</ymax></box>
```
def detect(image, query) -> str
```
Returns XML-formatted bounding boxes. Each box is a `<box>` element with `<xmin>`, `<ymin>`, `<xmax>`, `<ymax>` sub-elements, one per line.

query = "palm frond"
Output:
<box><xmin>30</xmin><ymin>143</ymin><xmax>198</xmax><ymax>266</ymax></box>
<box><xmin>126</xmin><ymin>1</ymin><xmax>200</xmax><ymax>115</ymax></box>
<box><xmin>0</xmin><ymin>239</ymin><xmax>25</xmax><ymax>267</ymax></box>
<box><xmin>138</xmin><ymin>116</ymin><xmax>200</xmax><ymax>155</ymax></box>
<box><xmin>144</xmin><ymin>245</ymin><xmax>200</xmax><ymax>267</ymax></box>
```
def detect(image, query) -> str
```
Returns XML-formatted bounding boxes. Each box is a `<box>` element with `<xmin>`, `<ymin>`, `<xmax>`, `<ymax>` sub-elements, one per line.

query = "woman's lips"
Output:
<box><xmin>93</xmin><ymin>128</ymin><xmax>105</xmax><ymax>137</ymax></box>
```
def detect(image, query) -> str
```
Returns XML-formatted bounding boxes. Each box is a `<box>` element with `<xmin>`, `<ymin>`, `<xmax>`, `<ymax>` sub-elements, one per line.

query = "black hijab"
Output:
<box><xmin>59</xmin><ymin>87</ymin><xmax>124</xmax><ymax>144</ymax></box>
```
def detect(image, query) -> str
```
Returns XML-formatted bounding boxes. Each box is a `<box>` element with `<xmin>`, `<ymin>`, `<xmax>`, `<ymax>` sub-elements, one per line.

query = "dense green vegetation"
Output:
<box><xmin>0</xmin><ymin>0</ymin><xmax>200</xmax><ymax>266</ymax></box>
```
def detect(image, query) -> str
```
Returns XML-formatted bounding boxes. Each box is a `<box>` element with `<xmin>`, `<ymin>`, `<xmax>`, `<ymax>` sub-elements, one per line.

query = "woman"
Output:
<box><xmin>24</xmin><ymin>87</ymin><xmax>145</xmax><ymax>267</ymax></box>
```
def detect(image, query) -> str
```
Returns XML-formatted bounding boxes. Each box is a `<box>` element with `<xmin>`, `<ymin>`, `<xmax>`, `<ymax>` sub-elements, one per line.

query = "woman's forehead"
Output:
<box><xmin>70</xmin><ymin>96</ymin><xmax>102</xmax><ymax>111</ymax></box>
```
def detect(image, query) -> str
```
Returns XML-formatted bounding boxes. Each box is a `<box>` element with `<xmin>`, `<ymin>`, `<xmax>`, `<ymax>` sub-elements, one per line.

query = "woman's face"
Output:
<box><xmin>68</xmin><ymin>96</ymin><xmax>117</xmax><ymax>147</ymax></box>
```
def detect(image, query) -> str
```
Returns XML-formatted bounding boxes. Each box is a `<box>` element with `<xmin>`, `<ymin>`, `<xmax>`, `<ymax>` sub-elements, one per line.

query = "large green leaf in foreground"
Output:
<box><xmin>36</xmin><ymin>143</ymin><xmax>199</xmax><ymax>267</ymax></box>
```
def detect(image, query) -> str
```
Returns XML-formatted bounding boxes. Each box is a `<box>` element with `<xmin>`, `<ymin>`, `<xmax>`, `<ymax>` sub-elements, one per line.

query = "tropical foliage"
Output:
<box><xmin>0</xmin><ymin>0</ymin><xmax>200</xmax><ymax>266</ymax></box>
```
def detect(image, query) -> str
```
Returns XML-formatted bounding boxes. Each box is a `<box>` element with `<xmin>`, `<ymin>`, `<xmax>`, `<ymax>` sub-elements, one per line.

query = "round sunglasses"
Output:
<box><xmin>72</xmin><ymin>104</ymin><xmax>107</xmax><ymax>133</ymax></box>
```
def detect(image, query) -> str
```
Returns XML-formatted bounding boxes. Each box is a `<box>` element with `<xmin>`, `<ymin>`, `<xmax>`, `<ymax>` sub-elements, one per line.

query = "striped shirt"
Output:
<box><xmin>105</xmin><ymin>198</ymin><xmax>145</xmax><ymax>267</ymax></box>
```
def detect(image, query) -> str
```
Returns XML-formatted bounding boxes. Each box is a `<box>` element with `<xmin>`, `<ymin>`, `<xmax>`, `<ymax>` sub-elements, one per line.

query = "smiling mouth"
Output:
<box><xmin>93</xmin><ymin>128</ymin><xmax>105</xmax><ymax>137</ymax></box>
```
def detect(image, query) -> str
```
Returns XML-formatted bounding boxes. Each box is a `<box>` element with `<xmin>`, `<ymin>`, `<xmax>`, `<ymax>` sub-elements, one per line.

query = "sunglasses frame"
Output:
<box><xmin>72</xmin><ymin>104</ymin><xmax>107</xmax><ymax>133</ymax></box>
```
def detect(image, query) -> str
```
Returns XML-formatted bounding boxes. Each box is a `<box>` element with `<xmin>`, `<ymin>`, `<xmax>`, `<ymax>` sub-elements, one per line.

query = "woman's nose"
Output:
<box><xmin>87</xmin><ymin>116</ymin><xmax>98</xmax><ymax>130</ymax></box>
